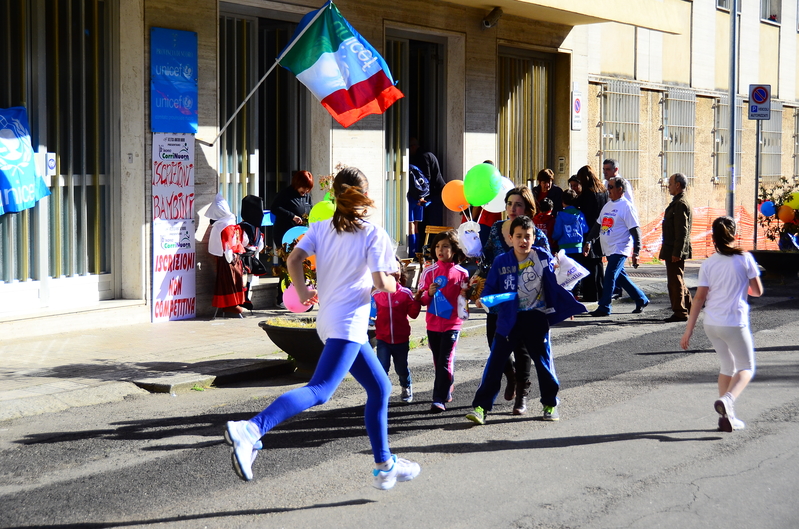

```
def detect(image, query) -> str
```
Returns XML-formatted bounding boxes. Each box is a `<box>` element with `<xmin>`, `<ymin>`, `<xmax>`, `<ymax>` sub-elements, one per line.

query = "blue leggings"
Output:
<box><xmin>249</xmin><ymin>338</ymin><xmax>391</xmax><ymax>463</ymax></box>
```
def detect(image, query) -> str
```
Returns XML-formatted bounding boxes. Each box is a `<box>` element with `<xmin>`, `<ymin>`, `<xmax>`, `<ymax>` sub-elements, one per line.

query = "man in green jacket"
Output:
<box><xmin>660</xmin><ymin>173</ymin><xmax>693</xmax><ymax>322</ymax></box>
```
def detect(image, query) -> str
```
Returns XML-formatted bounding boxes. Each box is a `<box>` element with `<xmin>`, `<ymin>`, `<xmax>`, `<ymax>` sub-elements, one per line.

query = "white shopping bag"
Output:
<box><xmin>554</xmin><ymin>250</ymin><xmax>589</xmax><ymax>291</ymax></box>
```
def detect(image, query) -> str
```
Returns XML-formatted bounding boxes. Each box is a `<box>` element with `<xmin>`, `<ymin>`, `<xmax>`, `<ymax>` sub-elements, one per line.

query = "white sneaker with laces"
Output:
<box><xmin>372</xmin><ymin>454</ymin><xmax>421</xmax><ymax>490</ymax></box>
<box><xmin>225</xmin><ymin>420</ymin><xmax>261</xmax><ymax>481</ymax></box>
<box><xmin>401</xmin><ymin>386</ymin><xmax>413</xmax><ymax>403</ymax></box>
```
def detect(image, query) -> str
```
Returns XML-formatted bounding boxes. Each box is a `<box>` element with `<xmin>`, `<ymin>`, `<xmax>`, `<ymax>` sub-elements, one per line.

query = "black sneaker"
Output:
<box><xmin>590</xmin><ymin>309</ymin><xmax>610</xmax><ymax>317</ymax></box>
<box><xmin>663</xmin><ymin>314</ymin><xmax>688</xmax><ymax>322</ymax></box>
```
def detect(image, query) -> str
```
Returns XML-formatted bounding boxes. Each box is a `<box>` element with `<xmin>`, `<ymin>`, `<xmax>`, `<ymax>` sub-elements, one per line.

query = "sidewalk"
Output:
<box><xmin>0</xmin><ymin>263</ymin><xmax>695</xmax><ymax>422</ymax></box>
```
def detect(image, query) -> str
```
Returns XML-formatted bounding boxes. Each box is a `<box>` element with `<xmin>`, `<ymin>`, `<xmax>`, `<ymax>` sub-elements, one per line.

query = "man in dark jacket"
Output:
<box><xmin>659</xmin><ymin>173</ymin><xmax>693</xmax><ymax>322</ymax></box>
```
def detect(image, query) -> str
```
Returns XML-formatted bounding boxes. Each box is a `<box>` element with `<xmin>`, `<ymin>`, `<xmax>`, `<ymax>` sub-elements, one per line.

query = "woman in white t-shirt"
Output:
<box><xmin>680</xmin><ymin>216</ymin><xmax>763</xmax><ymax>432</ymax></box>
<box><xmin>224</xmin><ymin>168</ymin><xmax>420</xmax><ymax>490</ymax></box>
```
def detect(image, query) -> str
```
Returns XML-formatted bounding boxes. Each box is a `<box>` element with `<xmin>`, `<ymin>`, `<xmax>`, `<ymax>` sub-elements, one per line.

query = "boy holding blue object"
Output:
<box><xmin>466</xmin><ymin>216</ymin><xmax>585</xmax><ymax>424</ymax></box>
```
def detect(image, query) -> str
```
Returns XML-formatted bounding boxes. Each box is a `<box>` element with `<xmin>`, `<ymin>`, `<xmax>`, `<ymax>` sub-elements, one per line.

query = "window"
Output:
<box><xmin>761</xmin><ymin>0</ymin><xmax>780</xmax><ymax>22</ymax></box>
<box><xmin>716</xmin><ymin>0</ymin><xmax>741</xmax><ymax>13</ymax></box>
<box><xmin>1</xmin><ymin>0</ymin><xmax>114</xmax><ymax>283</ymax></box>
<box><xmin>600</xmin><ymin>80</ymin><xmax>641</xmax><ymax>183</ymax></box>
<box><xmin>662</xmin><ymin>88</ymin><xmax>696</xmax><ymax>183</ymax></box>
<box><xmin>760</xmin><ymin>101</ymin><xmax>783</xmax><ymax>187</ymax></box>
<box><xmin>496</xmin><ymin>49</ymin><xmax>552</xmax><ymax>185</ymax></box>
<box><xmin>713</xmin><ymin>95</ymin><xmax>744</xmax><ymax>185</ymax></box>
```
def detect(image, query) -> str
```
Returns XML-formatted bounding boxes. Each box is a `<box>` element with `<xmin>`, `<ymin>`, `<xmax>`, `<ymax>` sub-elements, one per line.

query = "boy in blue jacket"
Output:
<box><xmin>552</xmin><ymin>189</ymin><xmax>588</xmax><ymax>256</ymax></box>
<box><xmin>466</xmin><ymin>216</ymin><xmax>585</xmax><ymax>424</ymax></box>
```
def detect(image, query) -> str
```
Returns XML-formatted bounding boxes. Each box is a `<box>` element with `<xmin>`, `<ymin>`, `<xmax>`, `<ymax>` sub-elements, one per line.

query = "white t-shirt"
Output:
<box><xmin>698</xmin><ymin>251</ymin><xmax>760</xmax><ymax>327</ymax></box>
<box><xmin>296</xmin><ymin>219</ymin><xmax>397</xmax><ymax>342</ymax></box>
<box><xmin>596</xmin><ymin>196</ymin><xmax>640</xmax><ymax>256</ymax></box>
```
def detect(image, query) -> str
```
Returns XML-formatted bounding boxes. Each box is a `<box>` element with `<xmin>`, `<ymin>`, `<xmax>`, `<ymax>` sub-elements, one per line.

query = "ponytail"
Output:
<box><xmin>712</xmin><ymin>216</ymin><xmax>743</xmax><ymax>256</ymax></box>
<box><xmin>331</xmin><ymin>167</ymin><xmax>374</xmax><ymax>233</ymax></box>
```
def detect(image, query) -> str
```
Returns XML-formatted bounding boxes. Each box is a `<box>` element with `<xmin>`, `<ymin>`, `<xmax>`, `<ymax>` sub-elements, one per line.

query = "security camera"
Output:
<box><xmin>482</xmin><ymin>7</ymin><xmax>503</xmax><ymax>29</ymax></box>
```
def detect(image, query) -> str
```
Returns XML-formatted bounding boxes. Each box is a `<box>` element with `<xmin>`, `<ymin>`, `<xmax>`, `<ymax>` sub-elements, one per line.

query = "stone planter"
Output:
<box><xmin>750</xmin><ymin>250</ymin><xmax>799</xmax><ymax>278</ymax></box>
<box><xmin>259</xmin><ymin>317</ymin><xmax>376</xmax><ymax>377</ymax></box>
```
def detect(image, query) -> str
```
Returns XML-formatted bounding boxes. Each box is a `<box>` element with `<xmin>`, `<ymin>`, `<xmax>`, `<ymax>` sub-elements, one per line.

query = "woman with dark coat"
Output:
<box><xmin>573</xmin><ymin>165</ymin><xmax>608</xmax><ymax>302</ymax></box>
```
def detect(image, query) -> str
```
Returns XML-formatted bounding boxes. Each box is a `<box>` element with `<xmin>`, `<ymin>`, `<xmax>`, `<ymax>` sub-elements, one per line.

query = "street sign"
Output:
<box><xmin>748</xmin><ymin>84</ymin><xmax>771</xmax><ymax>120</ymax></box>
<box><xmin>571</xmin><ymin>82</ymin><xmax>582</xmax><ymax>131</ymax></box>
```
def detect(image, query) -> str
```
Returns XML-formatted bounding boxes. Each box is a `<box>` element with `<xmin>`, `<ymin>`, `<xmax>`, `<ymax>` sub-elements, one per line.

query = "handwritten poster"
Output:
<box><xmin>152</xmin><ymin>132</ymin><xmax>195</xmax><ymax>321</ymax></box>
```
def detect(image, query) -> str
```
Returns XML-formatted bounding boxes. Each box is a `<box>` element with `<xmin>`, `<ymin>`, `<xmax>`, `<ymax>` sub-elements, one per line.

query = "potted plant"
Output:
<box><xmin>754</xmin><ymin>177</ymin><xmax>799</xmax><ymax>277</ymax></box>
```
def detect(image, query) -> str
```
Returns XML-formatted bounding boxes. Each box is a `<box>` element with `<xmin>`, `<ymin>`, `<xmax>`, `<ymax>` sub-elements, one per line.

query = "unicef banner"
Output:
<box><xmin>152</xmin><ymin>132</ymin><xmax>195</xmax><ymax>322</ymax></box>
<box><xmin>150</xmin><ymin>28</ymin><xmax>198</xmax><ymax>134</ymax></box>
<box><xmin>0</xmin><ymin>107</ymin><xmax>51</xmax><ymax>215</ymax></box>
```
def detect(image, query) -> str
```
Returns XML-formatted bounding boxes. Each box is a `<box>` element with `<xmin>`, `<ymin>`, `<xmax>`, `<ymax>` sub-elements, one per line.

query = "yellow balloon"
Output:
<box><xmin>786</xmin><ymin>192</ymin><xmax>799</xmax><ymax>210</ymax></box>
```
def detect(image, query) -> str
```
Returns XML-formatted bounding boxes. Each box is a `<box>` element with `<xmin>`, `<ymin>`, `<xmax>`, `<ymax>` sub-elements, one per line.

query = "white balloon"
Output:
<box><xmin>482</xmin><ymin>176</ymin><xmax>515</xmax><ymax>213</ymax></box>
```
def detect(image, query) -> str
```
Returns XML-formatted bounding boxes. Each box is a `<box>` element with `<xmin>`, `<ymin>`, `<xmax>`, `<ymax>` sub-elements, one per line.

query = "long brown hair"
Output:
<box><xmin>431</xmin><ymin>229</ymin><xmax>466</xmax><ymax>263</ymax></box>
<box><xmin>331</xmin><ymin>167</ymin><xmax>374</xmax><ymax>233</ymax></box>
<box><xmin>505</xmin><ymin>186</ymin><xmax>537</xmax><ymax>217</ymax></box>
<box><xmin>712</xmin><ymin>216</ymin><xmax>744</xmax><ymax>256</ymax></box>
<box><xmin>577</xmin><ymin>165</ymin><xmax>604</xmax><ymax>193</ymax></box>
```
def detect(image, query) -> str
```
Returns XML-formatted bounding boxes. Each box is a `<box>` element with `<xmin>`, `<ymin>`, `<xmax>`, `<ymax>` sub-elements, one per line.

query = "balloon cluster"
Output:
<box><xmin>442</xmin><ymin>163</ymin><xmax>515</xmax><ymax>214</ymax></box>
<box><xmin>760</xmin><ymin>191</ymin><xmax>799</xmax><ymax>223</ymax></box>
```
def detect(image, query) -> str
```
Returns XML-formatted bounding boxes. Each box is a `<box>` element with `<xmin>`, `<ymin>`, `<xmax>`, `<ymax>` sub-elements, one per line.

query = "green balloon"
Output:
<box><xmin>463</xmin><ymin>163</ymin><xmax>502</xmax><ymax>207</ymax></box>
<box><xmin>309</xmin><ymin>200</ymin><xmax>336</xmax><ymax>223</ymax></box>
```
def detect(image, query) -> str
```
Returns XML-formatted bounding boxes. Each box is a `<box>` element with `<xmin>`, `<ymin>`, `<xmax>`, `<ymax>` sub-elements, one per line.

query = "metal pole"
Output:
<box><xmin>754</xmin><ymin>119</ymin><xmax>761</xmax><ymax>249</ymax></box>
<box><xmin>727</xmin><ymin>0</ymin><xmax>739</xmax><ymax>217</ymax></box>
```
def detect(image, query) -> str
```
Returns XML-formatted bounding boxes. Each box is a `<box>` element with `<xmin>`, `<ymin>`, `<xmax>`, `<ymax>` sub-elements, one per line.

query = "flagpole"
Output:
<box><xmin>196</xmin><ymin>1</ymin><xmax>332</xmax><ymax>147</ymax></box>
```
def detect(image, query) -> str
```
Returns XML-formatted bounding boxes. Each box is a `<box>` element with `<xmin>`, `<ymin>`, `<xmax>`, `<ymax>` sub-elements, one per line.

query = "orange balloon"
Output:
<box><xmin>442</xmin><ymin>180</ymin><xmax>469</xmax><ymax>212</ymax></box>
<box><xmin>777</xmin><ymin>205</ymin><xmax>796</xmax><ymax>222</ymax></box>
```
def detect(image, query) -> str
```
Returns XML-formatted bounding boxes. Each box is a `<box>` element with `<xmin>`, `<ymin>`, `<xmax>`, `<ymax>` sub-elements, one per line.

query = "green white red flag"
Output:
<box><xmin>277</xmin><ymin>1</ymin><xmax>404</xmax><ymax>127</ymax></box>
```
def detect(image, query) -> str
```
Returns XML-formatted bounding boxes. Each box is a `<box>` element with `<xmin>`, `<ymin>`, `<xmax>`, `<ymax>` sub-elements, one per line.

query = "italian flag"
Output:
<box><xmin>277</xmin><ymin>1</ymin><xmax>404</xmax><ymax>128</ymax></box>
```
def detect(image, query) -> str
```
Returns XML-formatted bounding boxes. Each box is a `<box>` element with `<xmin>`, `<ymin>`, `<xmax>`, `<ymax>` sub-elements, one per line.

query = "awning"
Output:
<box><xmin>449</xmin><ymin>0</ymin><xmax>684</xmax><ymax>34</ymax></box>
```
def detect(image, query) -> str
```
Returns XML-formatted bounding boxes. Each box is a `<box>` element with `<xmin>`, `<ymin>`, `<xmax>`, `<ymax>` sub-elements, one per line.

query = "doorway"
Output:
<box><xmin>384</xmin><ymin>36</ymin><xmax>444</xmax><ymax>255</ymax></box>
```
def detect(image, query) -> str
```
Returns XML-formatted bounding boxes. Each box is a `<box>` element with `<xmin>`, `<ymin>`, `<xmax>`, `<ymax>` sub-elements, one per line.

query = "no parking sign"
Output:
<box><xmin>748</xmin><ymin>84</ymin><xmax>770</xmax><ymax>120</ymax></box>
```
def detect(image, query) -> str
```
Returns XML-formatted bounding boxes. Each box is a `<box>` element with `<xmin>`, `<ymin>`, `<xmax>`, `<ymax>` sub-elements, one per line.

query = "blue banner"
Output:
<box><xmin>0</xmin><ymin>107</ymin><xmax>51</xmax><ymax>215</ymax></box>
<box><xmin>150</xmin><ymin>28</ymin><xmax>198</xmax><ymax>133</ymax></box>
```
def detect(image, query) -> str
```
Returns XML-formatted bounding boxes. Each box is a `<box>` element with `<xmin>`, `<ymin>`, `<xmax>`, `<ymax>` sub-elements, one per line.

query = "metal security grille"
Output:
<box><xmin>383</xmin><ymin>38</ymin><xmax>408</xmax><ymax>246</ymax></box>
<box><xmin>794</xmin><ymin>108</ymin><xmax>799</xmax><ymax>183</ymax></box>
<box><xmin>662</xmin><ymin>88</ymin><xmax>696</xmax><ymax>182</ymax></box>
<box><xmin>219</xmin><ymin>15</ymin><xmax>259</xmax><ymax>216</ymax></box>
<box><xmin>0</xmin><ymin>0</ymin><xmax>112</xmax><ymax>285</ymax></box>
<box><xmin>497</xmin><ymin>51</ymin><xmax>551</xmax><ymax>186</ymax></box>
<box><xmin>600</xmin><ymin>80</ymin><xmax>640</xmax><ymax>183</ymax></box>
<box><xmin>760</xmin><ymin>100</ymin><xmax>783</xmax><ymax>186</ymax></box>
<box><xmin>713</xmin><ymin>95</ymin><xmax>743</xmax><ymax>185</ymax></box>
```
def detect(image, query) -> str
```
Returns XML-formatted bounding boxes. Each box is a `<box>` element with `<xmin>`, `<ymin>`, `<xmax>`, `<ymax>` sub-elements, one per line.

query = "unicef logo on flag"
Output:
<box><xmin>182</xmin><ymin>64</ymin><xmax>193</xmax><ymax>80</ymax></box>
<box><xmin>0</xmin><ymin>107</ymin><xmax>51</xmax><ymax>215</ymax></box>
<box><xmin>182</xmin><ymin>95</ymin><xmax>194</xmax><ymax>110</ymax></box>
<box><xmin>0</xmin><ymin>117</ymin><xmax>33</xmax><ymax>177</ymax></box>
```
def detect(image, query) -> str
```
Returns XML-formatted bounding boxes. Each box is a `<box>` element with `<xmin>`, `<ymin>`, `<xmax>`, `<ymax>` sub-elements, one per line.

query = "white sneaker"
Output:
<box><xmin>714</xmin><ymin>396</ymin><xmax>735</xmax><ymax>433</ymax></box>
<box><xmin>401</xmin><ymin>386</ymin><xmax>413</xmax><ymax>403</ymax></box>
<box><xmin>225</xmin><ymin>420</ymin><xmax>261</xmax><ymax>481</ymax></box>
<box><xmin>372</xmin><ymin>454</ymin><xmax>421</xmax><ymax>490</ymax></box>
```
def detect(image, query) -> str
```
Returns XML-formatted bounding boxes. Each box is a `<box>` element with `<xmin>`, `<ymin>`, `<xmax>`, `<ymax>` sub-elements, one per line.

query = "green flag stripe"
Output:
<box><xmin>279</xmin><ymin>5</ymin><xmax>352</xmax><ymax>75</ymax></box>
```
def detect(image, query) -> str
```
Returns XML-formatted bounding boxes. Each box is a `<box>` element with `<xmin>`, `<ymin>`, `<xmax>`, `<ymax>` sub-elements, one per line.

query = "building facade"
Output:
<box><xmin>1</xmin><ymin>0</ymin><xmax>794</xmax><ymax>333</ymax></box>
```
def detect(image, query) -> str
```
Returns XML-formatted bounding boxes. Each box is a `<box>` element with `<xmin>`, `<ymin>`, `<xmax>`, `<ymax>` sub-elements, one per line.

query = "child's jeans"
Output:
<box><xmin>376</xmin><ymin>339</ymin><xmax>412</xmax><ymax>388</ymax></box>
<box><xmin>427</xmin><ymin>330</ymin><xmax>460</xmax><ymax>404</ymax></box>
<box><xmin>472</xmin><ymin>310</ymin><xmax>558</xmax><ymax>411</ymax></box>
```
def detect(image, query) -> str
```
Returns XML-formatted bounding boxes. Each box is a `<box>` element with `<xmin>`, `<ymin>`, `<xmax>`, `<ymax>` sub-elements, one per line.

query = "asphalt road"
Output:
<box><xmin>1</xmin><ymin>286</ymin><xmax>798</xmax><ymax>529</ymax></box>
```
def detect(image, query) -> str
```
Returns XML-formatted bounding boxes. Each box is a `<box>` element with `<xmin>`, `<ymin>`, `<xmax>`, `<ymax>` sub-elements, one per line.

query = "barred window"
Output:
<box><xmin>601</xmin><ymin>80</ymin><xmax>640</xmax><ymax>183</ymax></box>
<box><xmin>760</xmin><ymin>101</ymin><xmax>783</xmax><ymax>187</ymax></box>
<box><xmin>662</xmin><ymin>88</ymin><xmax>696</xmax><ymax>182</ymax></box>
<box><xmin>713</xmin><ymin>95</ymin><xmax>743</xmax><ymax>186</ymax></box>
<box><xmin>794</xmin><ymin>109</ymin><xmax>799</xmax><ymax>184</ymax></box>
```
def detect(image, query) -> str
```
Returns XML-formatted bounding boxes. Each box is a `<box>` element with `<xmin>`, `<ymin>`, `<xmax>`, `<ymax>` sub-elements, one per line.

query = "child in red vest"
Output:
<box><xmin>372</xmin><ymin>261</ymin><xmax>422</xmax><ymax>403</ymax></box>
<box><xmin>533</xmin><ymin>198</ymin><xmax>556</xmax><ymax>251</ymax></box>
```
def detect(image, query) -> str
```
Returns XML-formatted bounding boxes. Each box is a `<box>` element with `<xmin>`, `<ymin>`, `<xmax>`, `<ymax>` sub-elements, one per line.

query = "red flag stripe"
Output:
<box><xmin>320</xmin><ymin>73</ymin><xmax>403</xmax><ymax>127</ymax></box>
